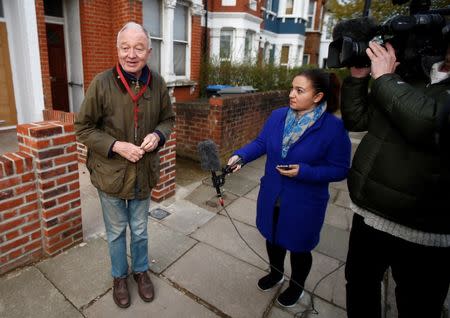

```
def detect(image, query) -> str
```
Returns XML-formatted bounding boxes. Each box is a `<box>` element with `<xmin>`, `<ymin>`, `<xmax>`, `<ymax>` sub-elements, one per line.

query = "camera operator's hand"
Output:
<box><xmin>366</xmin><ymin>41</ymin><xmax>400</xmax><ymax>79</ymax></box>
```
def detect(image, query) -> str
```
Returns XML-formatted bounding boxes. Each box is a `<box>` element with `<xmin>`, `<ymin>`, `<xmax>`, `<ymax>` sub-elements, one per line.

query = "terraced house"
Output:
<box><xmin>0</xmin><ymin>0</ymin><xmax>328</xmax><ymax>130</ymax></box>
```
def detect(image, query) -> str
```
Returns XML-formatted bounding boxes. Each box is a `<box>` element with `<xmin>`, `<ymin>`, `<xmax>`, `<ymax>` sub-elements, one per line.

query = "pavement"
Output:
<box><xmin>0</xmin><ymin>130</ymin><xmax>448</xmax><ymax>318</ymax></box>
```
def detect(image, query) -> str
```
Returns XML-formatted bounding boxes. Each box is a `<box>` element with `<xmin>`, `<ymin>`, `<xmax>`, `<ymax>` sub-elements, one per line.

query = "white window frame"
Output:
<box><xmin>280</xmin><ymin>45</ymin><xmax>290</xmax><ymax>66</ymax></box>
<box><xmin>249</xmin><ymin>0</ymin><xmax>257</xmax><ymax>11</ymax></box>
<box><xmin>244</xmin><ymin>30</ymin><xmax>254</xmax><ymax>62</ymax></box>
<box><xmin>219</xmin><ymin>28</ymin><xmax>234</xmax><ymax>62</ymax></box>
<box><xmin>173</xmin><ymin>2</ymin><xmax>190</xmax><ymax>79</ymax></box>
<box><xmin>302</xmin><ymin>54</ymin><xmax>310</xmax><ymax>65</ymax></box>
<box><xmin>143</xmin><ymin>0</ymin><xmax>163</xmax><ymax>73</ymax></box>
<box><xmin>306</xmin><ymin>0</ymin><xmax>316</xmax><ymax>30</ymax></box>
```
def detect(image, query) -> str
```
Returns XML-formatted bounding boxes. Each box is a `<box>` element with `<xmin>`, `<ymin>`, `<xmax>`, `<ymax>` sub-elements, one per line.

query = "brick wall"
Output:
<box><xmin>175</xmin><ymin>91</ymin><xmax>288</xmax><ymax>162</ymax></box>
<box><xmin>0</xmin><ymin>121</ymin><xmax>82</xmax><ymax>274</ymax></box>
<box><xmin>43</xmin><ymin>109</ymin><xmax>176</xmax><ymax>202</ymax></box>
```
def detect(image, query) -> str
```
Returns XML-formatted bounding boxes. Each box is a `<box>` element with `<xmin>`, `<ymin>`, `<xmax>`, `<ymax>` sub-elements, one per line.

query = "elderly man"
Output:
<box><xmin>75</xmin><ymin>22</ymin><xmax>175</xmax><ymax>308</ymax></box>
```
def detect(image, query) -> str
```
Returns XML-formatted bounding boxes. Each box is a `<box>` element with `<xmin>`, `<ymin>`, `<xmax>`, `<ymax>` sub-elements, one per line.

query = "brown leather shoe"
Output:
<box><xmin>133</xmin><ymin>271</ymin><xmax>154</xmax><ymax>302</ymax></box>
<box><xmin>113</xmin><ymin>277</ymin><xmax>130</xmax><ymax>308</ymax></box>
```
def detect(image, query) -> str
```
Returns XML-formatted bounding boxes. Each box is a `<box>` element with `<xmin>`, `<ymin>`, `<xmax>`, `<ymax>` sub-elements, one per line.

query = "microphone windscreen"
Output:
<box><xmin>197</xmin><ymin>140</ymin><xmax>221</xmax><ymax>171</ymax></box>
<box><xmin>332</xmin><ymin>17</ymin><xmax>377</xmax><ymax>42</ymax></box>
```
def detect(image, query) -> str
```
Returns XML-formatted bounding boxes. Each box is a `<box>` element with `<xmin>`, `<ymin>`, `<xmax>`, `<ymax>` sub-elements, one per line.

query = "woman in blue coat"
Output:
<box><xmin>228</xmin><ymin>69</ymin><xmax>351</xmax><ymax>307</ymax></box>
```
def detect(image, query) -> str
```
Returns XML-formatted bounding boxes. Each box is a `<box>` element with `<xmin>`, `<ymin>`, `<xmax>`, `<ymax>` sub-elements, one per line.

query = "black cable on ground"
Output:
<box><xmin>221</xmin><ymin>203</ymin><xmax>345</xmax><ymax>317</ymax></box>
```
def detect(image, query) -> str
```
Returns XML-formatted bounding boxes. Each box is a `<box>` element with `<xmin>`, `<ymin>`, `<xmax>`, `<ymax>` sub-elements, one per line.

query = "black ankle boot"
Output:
<box><xmin>257</xmin><ymin>272</ymin><xmax>284</xmax><ymax>291</ymax></box>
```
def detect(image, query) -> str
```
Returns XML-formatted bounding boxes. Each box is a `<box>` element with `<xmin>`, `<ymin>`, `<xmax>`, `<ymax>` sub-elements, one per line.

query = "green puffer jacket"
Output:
<box><xmin>75</xmin><ymin>66</ymin><xmax>175</xmax><ymax>200</ymax></box>
<box><xmin>341</xmin><ymin>73</ymin><xmax>450</xmax><ymax>234</ymax></box>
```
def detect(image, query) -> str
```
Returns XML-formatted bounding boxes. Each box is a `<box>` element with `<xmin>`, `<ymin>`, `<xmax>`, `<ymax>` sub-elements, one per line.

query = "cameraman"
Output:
<box><xmin>341</xmin><ymin>39</ymin><xmax>450</xmax><ymax>318</ymax></box>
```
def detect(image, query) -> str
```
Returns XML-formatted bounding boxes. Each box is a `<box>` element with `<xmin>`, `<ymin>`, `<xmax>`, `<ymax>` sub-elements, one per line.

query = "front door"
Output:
<box><xmin>0</xmin><ymin>22</ymin><xmax>17</xmax><ymax>127</ymax></box>
<box><xmin>46</xmin><ymin>23</ymin><xmax>69</xmax><ymax>112</ymax></box>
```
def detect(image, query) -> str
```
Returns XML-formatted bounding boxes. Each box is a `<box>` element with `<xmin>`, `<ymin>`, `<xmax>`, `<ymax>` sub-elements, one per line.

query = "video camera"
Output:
<box><xmin>327</xmin><ymin>0</ymin><xmax>450</xmax><ymax>69</ymax></box>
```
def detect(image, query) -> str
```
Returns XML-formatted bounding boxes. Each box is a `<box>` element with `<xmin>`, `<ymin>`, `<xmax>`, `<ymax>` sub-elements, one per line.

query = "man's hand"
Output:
<box><xmin>366</xmin><ymin>41</ymin><xmax>400</xmax><ymax>79</ymax></box>
<box><xmin>112</xmin><ymin>141</ymin><xmax>145</xmax><ymax>162</ymax></box>
<box><xmin>140</xmin><ymin>133</ymin><xmax>160</xmax><ymax>152</ymax></box>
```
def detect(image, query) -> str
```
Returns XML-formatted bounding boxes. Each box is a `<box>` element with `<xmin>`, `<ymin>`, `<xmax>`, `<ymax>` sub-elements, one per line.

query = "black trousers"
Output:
<box><xmin>266</xmin><ymin>240</ymin><xmax>312</xmax><ymax>291</ymax></box>
<box><xmin>267</xmin><ymin>205</ymin><xmax>313</xmax><ymax>290</ymax></box>
<box><xmin>345</xmin><ymin>214</ymin><xmax>450</xmax><ymax>318</ymax></box>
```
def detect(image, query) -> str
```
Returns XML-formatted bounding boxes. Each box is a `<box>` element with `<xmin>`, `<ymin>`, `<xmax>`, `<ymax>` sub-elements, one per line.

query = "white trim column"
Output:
<box><xmin>163</xmin><ymin>0</ymin><xmax>176</xmax><ymax>82</ymax></box>
<box><xmin>233</xmin><ymin>28</ymin><xmax>246</xmax><ymax>62</ymax></box>
<box><xmin>210</xmin><ymin>28</ymin><xmax>221</xmax><ymax>60</ymax></box>
<box><xmin>4</xmin><ymin>0</ymin><xmax>44</xmax><ymax>124</ymax></box>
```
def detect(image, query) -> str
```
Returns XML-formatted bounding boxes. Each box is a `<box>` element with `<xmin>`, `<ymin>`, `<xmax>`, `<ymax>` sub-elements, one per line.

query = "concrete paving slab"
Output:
<box><xmin>305</xmin><ymin>251</ymin><xmax>343</xmax><ymax>306</ymax></box>
<box><xmin>246</xmin><ymin>156</ymin><xmax>266</xmax><ymax>170</ymax></box>
<box><xmin>164</xmin><ymin>243</ymin><xmax>278</xmax><ymax>318</ymax></box>
<box><xmin>185</xmin><ymin>184</ymin><xmax>238</xmax><ymax>213</ymax></box>
<box><xmin>191</xmin><ymin>214</ymin><xmax>267</xmax><ymax>269</ymax></box>
<box><xmin>124</xmin><ymin>220</ymin><xmax>198</xmax><ymax>274</ymax></box>
<box><xmin>329</xmin><ymin>187</ymin><xmax>338</xmax><ymax>203</ymax></box>
<box><xmin>36</xmin><ymin>238</ymin><xmax>112</xmax><ymax>309</ymax></box>
<box><xmin>274</xmin><ymin>291</ymin><xmax>347</xmax><ymax>318</ymax></box>
<box><xmin>84</xmin><ymin>273</ymin><xmax>217</xmax><ymax>318</ymax></box>
<box><xmin>160</xmin><ymin>181</ymin><xmax>203</xmax><ymax>207</ymax></box>
<box><xmin>244</xmin><ymin>185</ymin><xmax>259</xmax><ymax>201</ymax></box>
<box><xmin>330</xmin><ymin>180</ymin><xmax>348</xmax><ymax>191</ymax></box>
<box><xmin>234</xmin><ymin>165</ymin><xmax>264</xmax><ymax>182</ymax></box>
<box><xmin>268</xmin><ymin>306</ymin><xmax>294</xmax><ymax>318</ymax></box>
<box><xmin>0</xmin><ymin>267</ymin><xmax>82</xmax><ymax>318</ymax></box>
<box><xmin>162</xmin><ymin>199</ymin><xmax>216</xmax><ymax>235</ymax></box>
<box><xmin>219</xmin><ymin>196</ymin><xmax>257</xmax><ymax>227</ymax></box>
<box><xmin>324</xmin><ymin>204</ymin><xmax>353</xmax><ymax>231</ymax></box>
<box><xmin>334</xmin><ymin>190</ymin><xmax>352</xmax><ymax>209</ymax></box>
<box><xmin>79</xmin><ymin>164</ymin><xmax>105</xmax><ymax>240</ymax></box>
<box><xmin>315</xmin><ymin>223</ymin><xmax>350</xmax><ymax>262</ymax></box>
<box><xmin>203</xmin><ymin>173</ymin><xmax>259</xmax><ymax>197</ymax></box>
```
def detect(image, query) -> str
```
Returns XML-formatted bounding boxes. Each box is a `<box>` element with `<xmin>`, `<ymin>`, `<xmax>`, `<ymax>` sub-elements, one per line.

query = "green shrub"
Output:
<box><xmin>199</xmin><ymin>58</ymin><xmax>349</xmax><ymax>97</ymax></box>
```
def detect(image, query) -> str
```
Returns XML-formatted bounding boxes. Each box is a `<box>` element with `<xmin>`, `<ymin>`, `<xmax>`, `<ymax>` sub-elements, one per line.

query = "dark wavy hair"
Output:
<box><xmin>294</xmin><ymin>69</ymin><xmax>341</xmax><ymax>113</ymax></box>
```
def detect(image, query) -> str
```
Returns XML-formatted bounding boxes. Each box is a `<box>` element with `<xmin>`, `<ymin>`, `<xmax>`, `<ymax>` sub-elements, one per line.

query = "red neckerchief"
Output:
<box><xmin>116</xmin><ymin>63</ymin><xmax>151</xmax><ymax>143</ymax></box>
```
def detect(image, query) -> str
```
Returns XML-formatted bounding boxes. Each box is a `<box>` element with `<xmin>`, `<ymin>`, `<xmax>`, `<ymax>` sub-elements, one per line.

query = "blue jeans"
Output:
<box><xmin>98</xmin><ymin>190</ymin><xmax>150</xmax><ymax>278</ymax></box>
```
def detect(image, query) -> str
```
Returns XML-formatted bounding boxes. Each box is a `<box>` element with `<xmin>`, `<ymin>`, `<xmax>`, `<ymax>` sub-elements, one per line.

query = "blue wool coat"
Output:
<box><xmin>234</xmin><ymin>107</ymin><xmax>351</xmax><ymax>252</ymax></box>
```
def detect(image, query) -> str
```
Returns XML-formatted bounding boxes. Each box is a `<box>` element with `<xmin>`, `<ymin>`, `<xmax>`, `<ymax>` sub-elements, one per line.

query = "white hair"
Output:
<box><xmin>116</xmin><ymin>22</ymin><xmax>152</xmax><ymax>49</ymax></box>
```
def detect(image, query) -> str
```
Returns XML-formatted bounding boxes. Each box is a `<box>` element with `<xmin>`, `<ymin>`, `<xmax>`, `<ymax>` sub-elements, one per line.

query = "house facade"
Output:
<box><xmin>207</xmin><ymin>0</ymin><xmax>311</xmax><ymax>67</ymax></box>
<box><xmin>0</xmin><ymin>0</ymin><xmax>204</xmax><ymax>130</ymax></box>
<box><xmin>0</xmin><ymin>0</ymin><xmax>329</xmax><ymax>130</ymax></box>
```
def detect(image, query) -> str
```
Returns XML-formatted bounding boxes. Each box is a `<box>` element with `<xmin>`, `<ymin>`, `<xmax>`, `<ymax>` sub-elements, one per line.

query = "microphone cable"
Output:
<box><xmin>220</xmin><ymin>203</ymin><xmax>345</xmax><ymax>317</ymax></box>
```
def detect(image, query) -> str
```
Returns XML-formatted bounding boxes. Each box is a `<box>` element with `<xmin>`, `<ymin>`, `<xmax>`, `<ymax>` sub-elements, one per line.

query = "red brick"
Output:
<box><xmin>23</xmin><ymin>240</ymin><xmax>42</xmax><ymax>253</ymax></box>
<box><xmin>44</xmin><ymin>222</ymin><xmax>70</xmax><ymax>237</ymax></box>
<box><xmin>15</xmin><ymin>183</ymin><xmax>37</xmax><ymax>195</ymax></box>
<box><xmin>42</xmin><ymin>204</ymin><xmax>70</xmax><ymax>219</ymax></box>
<box><xmin>57</xmin><ymin>190</ymin><xmax>80</xmax><ymax>204</ymax></box>
<box><xmin>22</xmin><ymin>221</ymin><xmax>41</xmax><ymax>234</ymax></box>
<box><xmin>1</xmin><ymin>236</ymin><xmax>29</xmax><ymax>253</ymax></box>
<box><xmin>29</xmin><ymin>125</ymin><xmax>63</xmax><ymax>138</ymax></box>
<box><xmin>21</xmin><ymin>172</ymin><xmax>35</xmax><ymax>183</ymax></box>
<box><xmin>52</xmin><ymin>135</ymin><xmax>76</xmax><ymax>146</ymax></box>
<box><xmin>19</xmin><ymin>202</ymin><xmax>39</xmax><ymax>215</ymax></box>
<box><xmin>0</xmin><ymin>198</ymin><xmax>24</xmax><ymax>211</ymax></box>
<box><xmin>54</xmin><ymin>154</ymin><xmax>78</xmax><ymax>166</ymax></box>
<box><xmin>5</xmin><ymin>230</ymin><xmax>20</xmax><ymax>240</ymax></box>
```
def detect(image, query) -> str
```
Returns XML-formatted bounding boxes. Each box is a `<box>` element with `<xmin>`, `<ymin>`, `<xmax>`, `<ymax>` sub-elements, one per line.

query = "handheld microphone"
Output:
<box><xmin>197</xmin><ymin>140</ymin><xmax>226</xmax><ymax>206</ymax></box>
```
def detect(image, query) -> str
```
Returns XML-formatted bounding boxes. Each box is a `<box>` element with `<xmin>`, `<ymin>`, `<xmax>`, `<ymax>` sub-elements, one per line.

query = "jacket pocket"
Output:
<box><xmin>89</xmin><ymin>155</ymin><xmax>127</xmax><ymax>194</ymax></box>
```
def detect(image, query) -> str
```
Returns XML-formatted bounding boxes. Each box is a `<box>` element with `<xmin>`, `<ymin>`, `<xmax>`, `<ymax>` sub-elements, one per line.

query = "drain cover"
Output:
<box><xmin>149</xmin><ymin>208</ymin><xmax>170</xmax><ymax>220</ymax></box>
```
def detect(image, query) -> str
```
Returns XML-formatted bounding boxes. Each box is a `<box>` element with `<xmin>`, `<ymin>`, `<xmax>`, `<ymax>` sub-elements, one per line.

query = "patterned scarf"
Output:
<box><xmin>281</xmin><ymin>103</ymin><xmax>326</xmax><ymax>158</ymax></box>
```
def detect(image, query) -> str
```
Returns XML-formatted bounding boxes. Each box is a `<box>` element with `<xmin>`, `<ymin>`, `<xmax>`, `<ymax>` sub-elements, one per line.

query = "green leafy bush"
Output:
<box><xmin>199</xmin><ymin>58</ymin><xmax>349</xmax><ymax>97</ymax></box>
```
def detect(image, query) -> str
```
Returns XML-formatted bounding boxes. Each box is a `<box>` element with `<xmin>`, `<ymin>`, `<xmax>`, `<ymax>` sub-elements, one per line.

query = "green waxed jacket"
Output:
<box><xmin>75</xmin><ymin>66</ymin><xmax>175</xmax><ymax>200</ymax></box>
<box><xmin>341</xmin><ymin>72</ymin><xmax>450</xmax><ymax>234</ymax></box>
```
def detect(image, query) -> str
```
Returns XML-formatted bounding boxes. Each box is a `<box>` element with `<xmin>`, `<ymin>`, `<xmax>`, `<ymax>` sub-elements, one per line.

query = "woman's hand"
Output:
<box><xmin>227</xmin><ymin>155</ymin><xmax>243</xmax><ymax>173</ymax></box>
<box><xmin>276</xmin><ymin>164</ymin><xmax>299</xmax><ymax>177</ymax></box>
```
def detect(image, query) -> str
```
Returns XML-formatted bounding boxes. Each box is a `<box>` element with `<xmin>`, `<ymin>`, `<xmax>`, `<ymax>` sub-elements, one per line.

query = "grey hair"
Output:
<box><xmin>116</xmin><ymin>22</ymin><xmax>152</xmax><ymax>49</ymax></box>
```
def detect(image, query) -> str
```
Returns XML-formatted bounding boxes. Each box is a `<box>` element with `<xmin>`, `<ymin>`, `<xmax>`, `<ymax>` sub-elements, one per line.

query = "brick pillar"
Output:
<box><xmin>0</xmin><ymin>152</ymin><xmax>41</xmax><ymax>274</ymax></box>
<box><xmin>17</xmin><ymin>121</ymin><xmax>82</xmax><ymax>256</ymax></box>
<box><xmin>151</xmin><ymin>132</ymin><xmax>176</xmax><ymax>202</ymax></box>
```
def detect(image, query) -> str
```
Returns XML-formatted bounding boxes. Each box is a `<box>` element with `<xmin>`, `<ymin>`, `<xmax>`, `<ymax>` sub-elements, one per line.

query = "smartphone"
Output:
<box><xmin>277</xmin><ymin>164</ymin><xmax>291</xmax><ymax>170</ymax></box>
